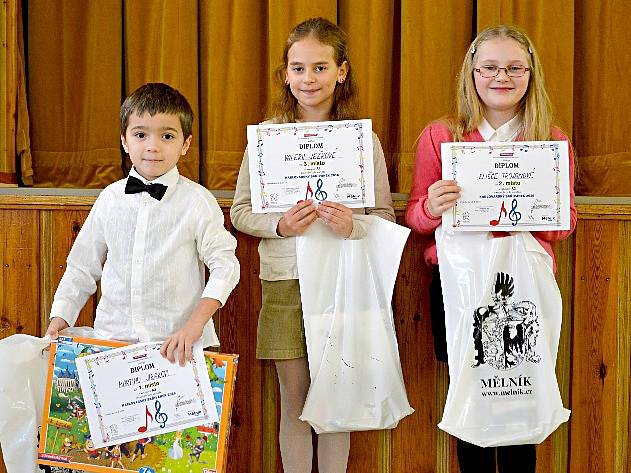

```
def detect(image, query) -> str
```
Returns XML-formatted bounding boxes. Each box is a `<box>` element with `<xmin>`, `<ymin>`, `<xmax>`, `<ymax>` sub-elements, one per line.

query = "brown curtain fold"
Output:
<box><xmin>199</xmin><ymin>0</ymin><xmax>269</xmax><ymax>190</ymax></box>
<box><xmin>28</xmin><ymin>0</ymin><xmax>123</xmax><ymax>188</ymax></box>
<box><xmin>0</xmin><ymin>0</ymin><xmax>17</xmax><ymax>186</ymax></box>
<box><xmin>340</xmin><ymin>0</ymin><xmax>398</xmax><ymax>185</ymax></box>
<box><xmin>395</xmin><ymin>1</ymin><xmax>473</xmax><ymax>192</ymax></box>
<box><xmin>573</xmin><ymin>0</ymin><xmax>631</xmax><ymax>195</ymax></box>
<box><xmin>17</xmin><ymin>0</ymin><xmax>33</xmax><ymax>186</ymax></box>
<box><xmin>15</xmin><ymin>0</ymin><xmax>631</xmax><ymax>195</ymax></box>
<box><xmin>577</xmin><ymin>152</ymin><xmax>631</xmax><ymax>197</ymax></box>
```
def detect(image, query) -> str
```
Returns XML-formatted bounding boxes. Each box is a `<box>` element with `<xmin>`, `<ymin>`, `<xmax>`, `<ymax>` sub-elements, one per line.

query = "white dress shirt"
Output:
<box><xmin>478</xmin><ymin>115</ymin><xmax>523</xmax><ymax>142</ymax></box>
<box><xmin>51</xmin><ymin>166</ymin><xmax>240</xmax><ymax>347</ymax></box>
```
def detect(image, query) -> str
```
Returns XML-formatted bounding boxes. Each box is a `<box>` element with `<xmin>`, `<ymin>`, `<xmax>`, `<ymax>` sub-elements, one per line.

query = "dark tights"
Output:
<box><xmin>457</xmin><ymin>440</ymin><xmax>536</xmax><ymax>472</ymax></box>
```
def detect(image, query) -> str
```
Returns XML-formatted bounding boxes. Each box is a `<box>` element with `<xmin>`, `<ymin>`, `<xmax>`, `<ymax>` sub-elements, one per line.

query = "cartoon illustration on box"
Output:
<box><xmin>38</xmin><ymin>336</ymin><xmax>237</xmax><ymax>473</ymax></box>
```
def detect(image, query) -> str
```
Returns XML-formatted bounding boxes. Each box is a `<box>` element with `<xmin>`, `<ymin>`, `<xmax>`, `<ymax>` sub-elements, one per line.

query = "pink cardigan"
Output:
<box><xmin>405</xmin><ymin>121</ymin><xmax>577</xmax><ymax>272</ymax></box>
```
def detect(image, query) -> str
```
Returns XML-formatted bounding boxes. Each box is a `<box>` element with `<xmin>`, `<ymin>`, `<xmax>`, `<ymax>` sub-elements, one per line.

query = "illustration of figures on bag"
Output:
<box><xmin>472</xmin><ymin>272</ymin><xmax>541</xmax><ymax>370</ymax></box>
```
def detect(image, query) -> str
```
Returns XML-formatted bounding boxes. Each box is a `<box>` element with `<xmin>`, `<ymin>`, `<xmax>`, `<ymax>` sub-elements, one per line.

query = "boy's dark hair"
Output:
<box><xmin>120</xmin><ymin>83</ymin><xmax>194</xmax><ymax>139</ymax></box>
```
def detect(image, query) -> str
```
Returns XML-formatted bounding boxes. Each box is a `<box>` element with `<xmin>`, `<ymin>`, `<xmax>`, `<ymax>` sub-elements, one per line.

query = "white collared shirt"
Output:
<box><xmin>478</xmin><ymin>115</ymin><xmax>523</xmax><ymax>142</ymax></box>
<box><xmin>51</xmin><ymin>166</ymin><xmax>240</xmax><ymax>347</ymax></box>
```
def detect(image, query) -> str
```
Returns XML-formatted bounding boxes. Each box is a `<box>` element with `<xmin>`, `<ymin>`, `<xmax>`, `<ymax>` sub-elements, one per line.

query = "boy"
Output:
<box><xmin>46</xmin><ymin>83</ymin><xmax>239</xmax><ymax>366</ymax></box>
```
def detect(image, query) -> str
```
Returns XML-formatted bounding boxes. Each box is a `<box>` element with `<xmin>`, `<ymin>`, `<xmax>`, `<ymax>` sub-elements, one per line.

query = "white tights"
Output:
<box><xmin>275</xmin><ymin>357</ymin><xmax>350</xmax><ymax>473</ymax></box>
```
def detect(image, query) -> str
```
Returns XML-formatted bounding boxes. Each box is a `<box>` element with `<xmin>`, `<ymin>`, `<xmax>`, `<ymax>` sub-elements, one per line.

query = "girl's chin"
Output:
<box><xmin>487</xmin><ymin>98</ymin><xmax>519</xmax><ymax>108</ymax></box>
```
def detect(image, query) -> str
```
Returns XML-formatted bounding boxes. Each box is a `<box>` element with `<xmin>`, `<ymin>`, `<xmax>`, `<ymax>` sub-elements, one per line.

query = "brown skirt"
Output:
<box><xmin>256</xmin><ymin>279</ymin><xmax>307</xmax><ymax>360</ymax></box>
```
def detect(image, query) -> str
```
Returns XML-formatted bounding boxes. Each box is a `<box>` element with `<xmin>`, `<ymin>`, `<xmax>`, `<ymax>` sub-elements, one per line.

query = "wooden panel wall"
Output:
<box><xmin>0</xmin><ymin>197</ymin><xmax>630</xmax><ymax>473</ymax></box>
<box><xmin>39</xmin><ymin>209</ymin><xmax>97</xmax><ymax>329</ymax></box>
<box><xmin>0</xmin><ymin>209</ymin><xmax>39</xmax><ymax>336</ymax></box>
<box><xmin>570</xmin><ymin>219</ymin><xmax>631</xmax><ymax>473</ymax></box>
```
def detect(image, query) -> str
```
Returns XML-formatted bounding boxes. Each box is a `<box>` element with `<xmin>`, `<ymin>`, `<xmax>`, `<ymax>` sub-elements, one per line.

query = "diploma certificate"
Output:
<box><xmin>247</xmin><ymin>119</ymin><xmax>375</xmax><ymax>213</ymax></box>
<box><xmin>76</xmin><ymin>342</ymin><xmax>217</xmax><ymax>448</ymax></box>
<box><xmin>441</xmin><ymin>141</ymin><xmax>571</xmax><ymax>231</ymax></box>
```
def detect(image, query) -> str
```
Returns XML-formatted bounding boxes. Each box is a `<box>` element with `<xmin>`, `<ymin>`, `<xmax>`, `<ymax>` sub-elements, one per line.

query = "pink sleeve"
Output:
<box><xmin>405</xmin><ymin>123</ymin><xmax>445</xmax><ymax>235</ymax></box>
<box><xmin>532</xmin><ymin>130</ymin><xmax>577</xmax><ymax>242</ymax></box>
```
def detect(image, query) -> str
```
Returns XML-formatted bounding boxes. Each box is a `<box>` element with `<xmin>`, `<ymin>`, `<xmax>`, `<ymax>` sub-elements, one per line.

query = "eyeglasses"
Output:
<box><xmin>474</xmin><ymin>65</ymin><xmax>530</xmax><ymax>78</ymax></box>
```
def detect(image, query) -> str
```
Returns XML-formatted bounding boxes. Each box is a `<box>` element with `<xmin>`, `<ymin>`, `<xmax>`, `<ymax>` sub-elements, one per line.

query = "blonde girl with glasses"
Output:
<box><xmin>405</xmin><ymin>25</ymin><xmax>576</xmax><ymax>473</ymax></box>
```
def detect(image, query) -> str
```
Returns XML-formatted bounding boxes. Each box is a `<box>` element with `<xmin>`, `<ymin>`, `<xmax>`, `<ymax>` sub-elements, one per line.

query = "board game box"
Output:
<box><xmin>37</xmin><ymin>336</ymin><xmax>237</xmax><ymax>473</ymax></box>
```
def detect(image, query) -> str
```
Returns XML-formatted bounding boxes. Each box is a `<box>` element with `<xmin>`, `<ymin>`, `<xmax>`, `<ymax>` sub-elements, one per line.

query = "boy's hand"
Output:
<box><xmin>277</xmin><ymin>200</ymin><xmax>317</xmax><ymax>237</ymax></box>
<box><xmin>160</xmin><ymin>298</ymin><xmax>220</xmax><ymax>366</ymax></box>
<box><xmin>45</xmin><ymin>317</ymin><xmax>69</xmax><ymax>340</ymax></box>
<box><xmin>316</xmin><ymin>201</ymin><xmax>353</xmax><ymax>238</ymax></box>
<box><xmin>160</xmin><ymin>321</ymin><xmax>204</xmax><ymax>367</ymax></box>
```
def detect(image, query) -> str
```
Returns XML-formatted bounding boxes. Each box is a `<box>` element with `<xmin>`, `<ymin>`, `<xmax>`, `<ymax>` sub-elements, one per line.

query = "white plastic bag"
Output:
<box><xmin>0</xmin><ymin>334</ymin><xmax>50</xmax><ymax>473</ymax></box>
<box><xmin>0</xmin><ymin>327</ymin><xmax>97</xmax><ymax>473</ymax></box>
<box><xmin>436</xmin><ymin>227</ymin><xmax>570</xmax><ymax>447</ymax></box>
<box><xmin>296</xmin><ymin>217</ymin><xmax>414</xmax><ymax>433</ymax></box>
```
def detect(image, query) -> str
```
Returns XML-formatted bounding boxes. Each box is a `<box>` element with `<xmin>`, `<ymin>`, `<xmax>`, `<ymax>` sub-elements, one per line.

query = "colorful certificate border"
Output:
<box><xmin>38</xmin><ymin>336</ymin><xmax>238</xmax><ymax>473</ymax></box>
<box><xmin>80</xmin><ymin>343</ymin><xmax>214</xmax><ymax>446</ymax></box>
<box><xmin>252</xmin><ymin>120</ymin><xmax>370</xmax><ymax>211</ymax></box>
<box><xmin>446</xmin><ymin>141</ymin><xmax>566</xmax><ymax>230</ymax></box>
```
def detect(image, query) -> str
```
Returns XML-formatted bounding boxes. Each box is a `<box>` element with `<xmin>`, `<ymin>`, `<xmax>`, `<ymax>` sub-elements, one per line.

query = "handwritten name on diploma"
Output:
<box><xmin>477</xmin><ymin>162</ymin><xmax>536</xmax><ymax>182</ymax></box>
<box><xmin>118</xmin><ymin>362</ymin><xmax>170</xmax><ymax>388</ymax></box>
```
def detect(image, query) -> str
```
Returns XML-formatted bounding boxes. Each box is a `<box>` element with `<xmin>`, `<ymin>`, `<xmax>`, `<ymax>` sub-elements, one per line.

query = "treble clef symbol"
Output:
<box><xmin>314</xmin><ymin>178</ymin><xmax>328</xmax><ymax>201</ymax></box>
<box><xmin>509</xmin><ymin>198</ymin><xmax>522</xmax><ymax>226</ymax></box>
<box><xmin>154</xmin><ymin>400</ymin><xmax>168</xmax><ymax>428</ymax></box>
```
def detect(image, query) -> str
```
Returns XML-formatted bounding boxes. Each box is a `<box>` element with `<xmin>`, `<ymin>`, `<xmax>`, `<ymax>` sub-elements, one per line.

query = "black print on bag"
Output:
<box><xmin>472</xmin><ymin>272</ymin><xmax>541</xmax><ymax>370</ymax></box>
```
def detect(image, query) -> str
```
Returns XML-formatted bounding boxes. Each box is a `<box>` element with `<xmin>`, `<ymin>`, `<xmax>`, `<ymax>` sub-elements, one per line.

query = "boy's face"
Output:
<box><xmin>121</xmin><ymin>112</ymin><xmax>192</xmax><ymax>181</ymax></box>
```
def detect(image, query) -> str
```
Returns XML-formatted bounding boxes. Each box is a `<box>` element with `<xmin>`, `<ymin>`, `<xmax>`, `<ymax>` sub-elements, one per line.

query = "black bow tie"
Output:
<box><xmin>124</xmin><ymin>176</ymin><xmax>167</xmax><ymax>201</ymax></box>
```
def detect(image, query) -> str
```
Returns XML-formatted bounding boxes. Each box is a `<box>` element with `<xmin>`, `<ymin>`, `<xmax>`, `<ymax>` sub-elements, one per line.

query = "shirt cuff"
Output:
<box><xmin>201</xmin><ymin>279</ymin><xmax>233</xmax><ymax>306</ymax></box>
<box><xmin>50</xmin><ymin>299</ymin><xmax>80</xmax><ymax>327</ymax></box>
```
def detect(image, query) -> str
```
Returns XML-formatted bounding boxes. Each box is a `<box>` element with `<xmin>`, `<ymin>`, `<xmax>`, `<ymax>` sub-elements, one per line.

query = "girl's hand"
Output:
<box><xmin>277</xmin><ymin>200</ymin><xmax>317</xmax><ymax>237</ymax></box>
<box><xmin>160</xmin><ymin>320</ymin><xmax>204</xmax><ymax>367</ymax></box>
<box><xmin>316</xmin><ymin>201</ymin><xmax>353</xmax><ymax>238</ymax></box>
<box><xmin>45</xmin><ymin>317</ymin><xmax>69</xmax><ymax>340</ymax></box>
<box><xmin>427</xmin><ymin>180</ymin><xmax>461</xmax><ymax>217</ymax></box>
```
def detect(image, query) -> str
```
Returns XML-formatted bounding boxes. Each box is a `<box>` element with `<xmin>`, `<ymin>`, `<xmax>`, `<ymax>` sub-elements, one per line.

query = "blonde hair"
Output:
<box><xmin>449</xmin><ymin>25</ymin><xmax>552</xmax><ymax>142</ymax></box>
<box><xmin>269</xmin><ymin>17</ymin><xmax>358</xmax><ymax>122</ymax></box>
